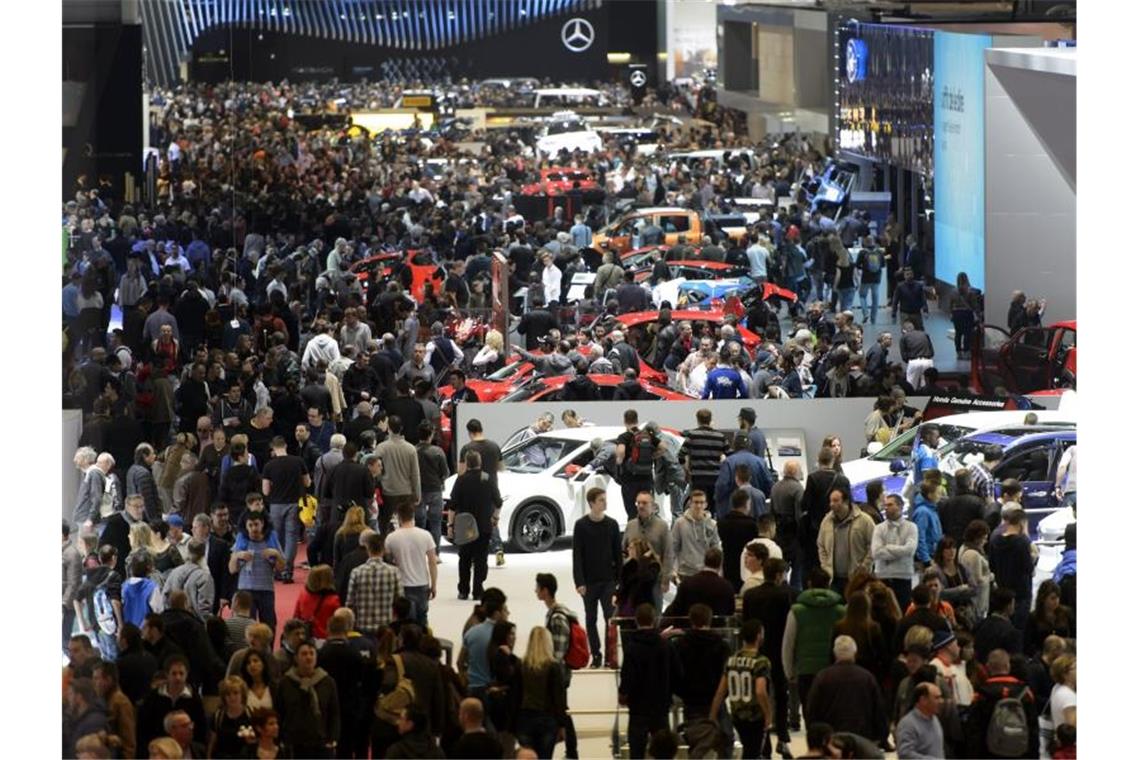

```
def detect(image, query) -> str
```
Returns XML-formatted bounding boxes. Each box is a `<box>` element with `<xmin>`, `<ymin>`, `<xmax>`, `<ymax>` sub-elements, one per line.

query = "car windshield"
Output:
<box><xmin>547</xmin><ymin>119</ymin><xmax>588</xmax><ymax>136</ymax></box>
<box><xmin>868</xmin><ymin>423</ymin><xmax>975</xmax><ymax>462</ymax></box>
<box><xmin>502</xmin><ymin>438</ymin><xmax>579</xmax><ymax>473</ymax></box>
<box><xmin>487</xmin><ymin>360</ymin><xmax>527</xmax><ymax>381</ymax></box>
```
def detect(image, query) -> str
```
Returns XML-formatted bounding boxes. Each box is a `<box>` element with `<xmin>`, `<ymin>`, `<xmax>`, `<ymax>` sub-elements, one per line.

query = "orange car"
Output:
<box><xmin>351</xmin><ymin>249</ymin><xmax>444</xmax><ymax>303</ymax></box>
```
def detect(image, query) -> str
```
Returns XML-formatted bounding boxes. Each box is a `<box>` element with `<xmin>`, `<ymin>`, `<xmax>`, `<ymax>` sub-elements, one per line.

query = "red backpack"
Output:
<box><xmin>561</xmin><ymin>611</ymin><xmax>590</xmax><ymax>670</ymax></box>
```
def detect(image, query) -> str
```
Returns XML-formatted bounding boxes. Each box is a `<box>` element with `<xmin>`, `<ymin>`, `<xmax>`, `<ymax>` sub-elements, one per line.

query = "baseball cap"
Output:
<box><xmin>931</xmin><ymin>628</ymin><xmax>956</xmax><ymax>652</ymax></box>
<box><xmin>166</xmin><ymin>514</ymin><xmax>184</xmax><ymax>528</ymax></box>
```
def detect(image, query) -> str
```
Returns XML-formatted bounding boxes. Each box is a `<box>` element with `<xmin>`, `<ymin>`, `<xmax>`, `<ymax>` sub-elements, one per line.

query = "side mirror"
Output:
<box><xmin>889</xmin><ymin>459</ymin><xmax>907</xmax><ymax>474</ymax></box>
<box><xmin>866</xmin><ymin>442</ymin><xmax>884</xmax><ymax>456</ymax></box>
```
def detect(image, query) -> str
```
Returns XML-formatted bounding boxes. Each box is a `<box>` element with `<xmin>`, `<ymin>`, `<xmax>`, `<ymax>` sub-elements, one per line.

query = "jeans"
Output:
<box><xmin>797</xmin><ymin>674</ymin><xmax>817</xmax><ymax>724</ymax></box>
<box><xmin>583</xmin><ymin>581</ymin><xmax>616</xmax><ymax>659</ymax></box>
<box><xmin>885</xmin><ymin>577</ymin><xmax>913</xmax><ymax>611</ymax></box>
<box><xmin>952</xmin><ymin>310</ymin><xmax>975</xmax><ymax>353</ymax></box>
<box><xmin>63</xmin><ymin>607</ymin><xmax>76</xmax><ymax>655</ymax></box>
<box><xmin>93</xmin><ymin>629</ymin><xmax>118</xmax><ymax>661</ymax></box>
<box><xmin>1013</xmin><ymin>595</ymin><xmax>1031</xmax><ymax>630</ymax></box>
<box><xmin>269</xmin><ymin>502</ymin><xmax>299</xmax><ymax>578</ymax></box>
<box><xmin>811</xmin><ymin>272</ymin><xmax>830</xmax><ymax>304</ymax></box>
<box><xmin>858</xmin><ymin>281</ymin><xmax>880</xmax><ymax>323</ymax></box>
<box><xmin>790</xmin><ymin>276</ymin><xmax>810</xmax><ymax>313</ymax></box>
<box><xmin>458</xmin><ymin>534</ymin><xmax>490</xmax><ymax>598</ymax></box>
<box><xmin>419</xmin><ymin>492</ymin><xmax>444</xmax><ymax>550</ymax></box>
<box><xmin>734</xmin><ymin>716</ymin><xmax>767</xmax><ymax>759</ymax></box>
<box><xmin>770</xmin><ymin>662</ymin><xmax>791</xmax><ymax>742</ymax></box>
<box><xmin>836</xmin><ymin>287</ymin><xmax>856</xmax><ymax>313</ymax></box>
<box><xmin>651</xmin><ymin>579</ymin><xmax>664</xmax><ymax>615</ymax></box>
<box><xmin>247</xmin><ymin>589</ymin><xmax>277</xmax><ymax>642</ymax></box>
<box><xmin>404</xmin><ymin>585</ymin><xmax>430</xmax><ymax>629</ymax></box>
<box><xmin>627</xmin><ymin>712</ymin><xmax>669</xmax><ymax>760</ymax></box>
<box><xmin>517</xmin><ymin>709</ymin><xmax>560</xmax><ymax>759</ymax></box>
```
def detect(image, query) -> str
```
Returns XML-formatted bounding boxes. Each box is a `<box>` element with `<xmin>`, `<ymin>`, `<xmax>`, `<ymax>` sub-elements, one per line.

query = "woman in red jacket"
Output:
<box><xmin>291</xmin><ymin>564</ymin><xmax>340</xmax><ymax>640</ymax></box>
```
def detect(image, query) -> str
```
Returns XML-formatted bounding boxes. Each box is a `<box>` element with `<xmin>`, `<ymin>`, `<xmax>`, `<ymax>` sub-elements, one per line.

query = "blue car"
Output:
<box><xmin>851</xmin><ymin>427</ymin><xmax>1076</xmax><ymax>538</ymax></box>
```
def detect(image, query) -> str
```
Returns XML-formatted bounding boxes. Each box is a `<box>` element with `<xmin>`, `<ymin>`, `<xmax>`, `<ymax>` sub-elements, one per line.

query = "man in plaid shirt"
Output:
<box><xmin>346</xmin><ymin>531</ymin><xmax>400</xmax><ymax>636</ymax></box>
<box><xmin>536</xmin><ymin>572</ymin><xmax>579</xmax><ymax>759</ymax></box>
<box><xmin>967</xmin><ymin>445</ymin><xmax>1002</xmax><ymax>507</ymax></box>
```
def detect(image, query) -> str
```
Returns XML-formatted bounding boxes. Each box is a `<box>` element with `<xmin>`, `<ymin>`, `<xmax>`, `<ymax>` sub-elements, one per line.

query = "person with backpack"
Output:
<box><xmin>536</xmin><ymin>573</ymin><xmax>584</xmax><ymax>760</ymax></box>
<box><xmin>614</xmin><ymin>409</ymin><xmax>663</xmax><ymax>521</ymax></box>
<box><xmin>967</xmin><ymin>648</ymin><xmax>1039</xmax><ymax>759</ymax></box>
<box><xmin>75</xmin><ymin>545</ymin><xmax>124</xmax><ymax>661</ymax></box>
<box><xmin>121</xmin><ymin>554</ymin><xmax>164</xmax><ymax>628</ymax></box>
<box><xmin>571</xmin><ymin>488</ymin><xmax>623</xmax><ymax>670</ymax></box>
<box><xmin>855</xmin><ymin>236</ymin><xmax>885</xmax><ymax>326</ymax></box>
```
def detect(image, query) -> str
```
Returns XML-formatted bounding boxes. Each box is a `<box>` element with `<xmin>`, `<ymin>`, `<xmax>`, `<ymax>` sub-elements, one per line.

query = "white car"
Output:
<box><xmin>841</xmin><ymin>409</ymin><xmax>1076</xmax><ymax>488</ymax></box>
<box><xmin>535</xmin><ymin>111</ymin><xmax>603</xmax><ymax>158</ymax></box>
<box><xmin>442</xmin><ymin>426</ymin><xmax>683</xmax><ymax>553</ymax></box>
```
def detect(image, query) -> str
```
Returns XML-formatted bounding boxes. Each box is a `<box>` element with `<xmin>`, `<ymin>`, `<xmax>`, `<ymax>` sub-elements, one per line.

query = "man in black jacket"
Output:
<box><xmin>799</xmin><ymin>448</ymin><xmax>842</xmax><ymax>573</ymax></box>
<box><xmin>673</xmin><ymin>604</ymin><xmax>731</xmax><ymax>727</ymax></box>
<box><xmin>160</xmin><ymin>592</ymin><xmax>225</xmax><ymax>694</ymax></box>
<box><xmin>115</xmin><ymin>623</ymin><xmax>159</xmax><ymax>705</ymax></box>
<box><xmin>572</xmin><ymin>487</ymin><xmax>623</xmax><ymax>668</ymax></box>
<box><xmin>938</xmin><ymin>470</ymin><xmax>987</xmax><ymax>544</ymax></box>
<box><xmin>717</xmin><ymin>489</ymin><xmax>760</xmax><ymax>591</ymax></box>
<box><xmin>619</xmin><ymin>604</ymin><xmax>685</xmax><ymax>760</ymax></box>
<box><xmin>973</xmin><ymin>588</ymin><xmax>1023</xmax><ymax>664</ymax></box>
<box><xmin>397</xmin><ymin>625</ymin><xmax>446</xmax><ymax>739</ymax></box>
<box><xmin>319</xmin><ymin>610</ymin><xmax>371</xmax><ymax>758</ymax></box>
<box><xmin>665</xmin><ymin>548</ymin><xmax>735</xmax><ymax>618</ymax></box>
<box><xmin>448</xmin><ymin>449</ymin><xmax>501</xmax><ymax>600</ymax></box>
<box><xmin>135</xmin><ymin>654</ymin><xmax>208</xmax><ymax>751</ymax></box>
<box><xmin>101</xmin><ymin>495</ymin><xmax>148</xmax><ymax>576</ymax></box>
<box><xmin>741</xmin><ymin>558</ymin><xmax>797</xmax><ymax>755</ymax></box>
<box><xmin>203</xmin><ymin>505</ymin><xmax>234</xmax><ymax>613</ymax></box>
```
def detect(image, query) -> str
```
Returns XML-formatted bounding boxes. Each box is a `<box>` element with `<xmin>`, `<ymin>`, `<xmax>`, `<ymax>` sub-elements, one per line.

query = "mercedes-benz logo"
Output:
<box><xmin>629</xmin><ymin>70</ymin><xmax>647</xmax><ymax>88</ymax></box>
<box><xmin>561</xmin><ymin>18</ymin><xmax>595</xmax><ymax>53</ymax></box>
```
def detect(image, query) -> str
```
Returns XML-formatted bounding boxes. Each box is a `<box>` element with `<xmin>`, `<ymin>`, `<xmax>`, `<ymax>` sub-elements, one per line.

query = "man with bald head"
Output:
<box><xmin>968</xmin><ymin>648</ymin><xmax>1039</xmax><ymax>758</ymax></box>
<box><xmin>805</xmin><ymin>636</ymin><xmax>887</xmax><ymax>743</ymax></box>
<box><xmin>447</xmin><ymin>697</ymin><xmax>503</xmax><ymax>757</ymax></box>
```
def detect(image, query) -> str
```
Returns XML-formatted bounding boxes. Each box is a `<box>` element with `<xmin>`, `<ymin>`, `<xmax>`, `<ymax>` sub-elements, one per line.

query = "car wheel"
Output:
<box><xmin>511</xmin><ymin>502</ymin><xmax>559</xmax><ymax>553</ymax></box>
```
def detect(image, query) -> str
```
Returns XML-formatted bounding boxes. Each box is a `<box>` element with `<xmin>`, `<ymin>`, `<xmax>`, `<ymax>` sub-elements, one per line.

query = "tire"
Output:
<box><xmin>510</xmin><ymin>502</ymin><xmax>560</xmax><ymax>553</ymax></box>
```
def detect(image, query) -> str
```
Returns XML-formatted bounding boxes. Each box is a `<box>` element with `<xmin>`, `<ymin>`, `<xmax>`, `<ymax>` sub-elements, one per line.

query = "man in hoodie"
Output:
<box><xmin>871</xmin><ymin>493</ymin><xmax>918</xmax><ymax>609</ymax></box>
<box><xmin>912</xmin><ymin>480</ymin><xmax>944</xmax><ymax>569</ymax></box>
<box><xmin>620</xmin><ymin>601</ymin><xmax>679</xmax><ymax>760</ymax></box>
<box><xmin>671</xmin><ymin>490</ymin><xmax>721</xmax><ymax>581</ymax></box>
<box><xmin>1053</xmin><ymin>523</ymin><xmax>1076</xmax><ymax>612</ymax></box>
<box><xmin>782</xmin><ymin>567</ymin><xmax>846</xmax><ymax>723</ymax></box>
<box><xmin>816</xmin><ymin>487</ymin><xmax>875</xmax><ymax>594</ymax></box>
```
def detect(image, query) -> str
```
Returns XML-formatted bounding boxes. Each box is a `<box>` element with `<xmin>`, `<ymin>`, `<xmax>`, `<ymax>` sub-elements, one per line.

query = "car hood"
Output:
<box><xmin>1037</xmin><ymin>507</ymin><xmax>1074</xmax><ymax>542</ymax></box>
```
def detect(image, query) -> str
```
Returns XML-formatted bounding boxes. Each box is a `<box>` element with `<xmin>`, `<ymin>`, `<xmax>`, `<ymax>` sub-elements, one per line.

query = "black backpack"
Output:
<box><xmin>625</xmin><ymin>430</ymin><xmax>656</xmax><ymax>479</ymax></box>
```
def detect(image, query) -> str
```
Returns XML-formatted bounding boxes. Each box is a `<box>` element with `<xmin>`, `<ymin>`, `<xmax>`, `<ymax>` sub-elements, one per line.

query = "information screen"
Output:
<box><xmin>836</xmin><ymin>23</ymin><xmax>934</xmax><ymax>176</ymax></box>
<box><xmin>933</xmin><ymin>31</ymin><xmax>991</xmax><ymax>288</ymax></box>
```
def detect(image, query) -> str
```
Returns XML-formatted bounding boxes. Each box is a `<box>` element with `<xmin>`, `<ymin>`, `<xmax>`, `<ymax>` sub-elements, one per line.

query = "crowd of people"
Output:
<box><xmin>61</xmin><ymin>74</ymin><xmax>1074</xmax><ymax>760</ymax></box>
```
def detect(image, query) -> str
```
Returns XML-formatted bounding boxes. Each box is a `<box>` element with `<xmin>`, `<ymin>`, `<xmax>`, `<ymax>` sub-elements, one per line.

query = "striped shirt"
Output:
<box><xmin>681</xmin><ymin>426</ymin><xmax>729</xmax><ymax>481</ymax></box>
<box><xmin>346</xmin><ymin>557</ymin><xmax>401</xmax><ymax>635</ymax></box>
<box><xmin>968</xmin><ymin>461</ymin><xmax>996</xmax><ymax>501</ymax></box>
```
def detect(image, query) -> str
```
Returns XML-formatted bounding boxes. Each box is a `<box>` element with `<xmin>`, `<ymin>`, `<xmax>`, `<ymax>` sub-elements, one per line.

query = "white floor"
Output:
<box><xmin>430</xmin><ymin>541</ymin><xmax>828</xmax><ymax>759</ymax></box>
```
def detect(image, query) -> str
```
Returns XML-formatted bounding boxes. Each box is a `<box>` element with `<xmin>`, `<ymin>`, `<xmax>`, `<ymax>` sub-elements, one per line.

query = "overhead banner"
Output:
<box><xmin>934</xmin><ymin>32</ymin><xmax>991</xmax><ymax>288</ymax></box>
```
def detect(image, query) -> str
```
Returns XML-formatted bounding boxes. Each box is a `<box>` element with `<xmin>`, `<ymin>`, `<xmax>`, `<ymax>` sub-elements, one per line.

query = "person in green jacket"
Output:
<box><xmin>781</xmin><ymin>567</ymin><xmax>846</xmax><ymax>728</ymax></box>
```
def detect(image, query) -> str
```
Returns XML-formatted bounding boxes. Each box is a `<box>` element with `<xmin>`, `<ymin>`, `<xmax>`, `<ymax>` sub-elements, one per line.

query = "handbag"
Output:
<box><xmin>452</xmin><ymin>512</ymin><xmax>479</xmax><ymax>546</ymax></box>
<box><xmin>99</xmin><ymin>477</ymin><xmax>116</xmax><ymax>519</ymax></box>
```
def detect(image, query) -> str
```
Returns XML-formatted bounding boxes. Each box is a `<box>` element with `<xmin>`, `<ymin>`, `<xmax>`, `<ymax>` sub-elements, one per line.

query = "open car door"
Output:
<box><xmin>972</xmin><ymin>324</ymin><xmax>1013</xmax><ymax>394</ymax></box>
<box><xmin>1005</xmin><ymin>326</ymin><xmax>1055</xmax><ymax>394</ymax></box>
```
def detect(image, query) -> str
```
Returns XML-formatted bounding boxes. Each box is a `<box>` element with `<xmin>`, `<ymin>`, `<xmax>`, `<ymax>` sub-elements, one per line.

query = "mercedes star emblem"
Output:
<box><xmin>630</xmin><ymin>70</ymin><xmax>647</xmax><ymax>88</ymax></box>
<box><xmin>561</xmin><ymin>17</ymin><xmax>595</xmax><ymax>53</ymax></box>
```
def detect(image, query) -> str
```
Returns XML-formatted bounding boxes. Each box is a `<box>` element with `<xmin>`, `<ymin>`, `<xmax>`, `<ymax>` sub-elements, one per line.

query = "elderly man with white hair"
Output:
<box><xmin>805</xmin><ymin>634</ymin><xmax>888</xmax><ymax>744</ymax></box>
<box><xmin>72</xmin><ymin>447</ymin><xmax>105</xmax><ymax>530</ymax></box>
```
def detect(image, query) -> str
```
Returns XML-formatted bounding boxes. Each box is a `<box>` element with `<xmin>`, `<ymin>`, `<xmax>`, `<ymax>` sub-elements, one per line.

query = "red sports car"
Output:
<box><xmin>972</xmin><ymin>320</ymin><xmax>1077</xmax><ymax>395</ymax></box>
<box><xmin>351</xmin><ymin>249</ymin><xmax>444</xmax><ymax>303</ymax></box>
<box><xmin>497</xmin><ymin>374</ymin><xmax>690</xmax><ymax>402</ymax></box>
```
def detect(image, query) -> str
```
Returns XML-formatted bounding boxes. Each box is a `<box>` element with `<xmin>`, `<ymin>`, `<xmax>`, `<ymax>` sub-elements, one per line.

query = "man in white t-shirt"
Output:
<box><xmin>739</xmin><ymin>514</ymin><xmax>783</xmax><ymax>586</ymax></box>
<box><xmin>383</xmin><ymin>498</ymin><xmax>437</xmax><ymax>628</ymax></box>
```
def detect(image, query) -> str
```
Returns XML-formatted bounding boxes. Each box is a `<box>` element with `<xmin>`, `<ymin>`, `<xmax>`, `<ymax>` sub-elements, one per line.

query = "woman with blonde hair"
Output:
<box><xmin>291</xmin><ymin>564</ymin><xmax>340</xmax><ymax>640</ymax></box>
<box><xmin>147</xmin><ymin>736</ymin><xmax>183</xmax><ymax>759</ymax></box>
<box><xmin>617</xmin><ymin>538</ymin><xmax>661</xmax><ymax>617</ymax></box>
<box><xmin>472</xmin><ymin>328</ymin><xmax>506</xmax><ymax>376</ymax></box>
<box><xmin>209</xmin><ymin>676</ymin><xmax>253</xmax><ymax>758</ymax></box>
<box><xmin>127</xmin><ymin>522</ymin><xmax>181</xmax><ymax>584</ymax></box>
<box><xmin>515</xmin><ymin>626</ymin><xmax>568</xmax><ymax>759</ymax></box>
<box><xmin>157</xmin><ymin>432</ymin><xmax>195</xmax><ymax>513</ymax></box>
<box><xmin>333</xmin><ymin>505</ymin><xmax>367</xmax><ymax>567</ymax></box>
